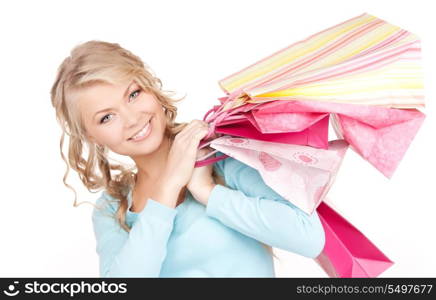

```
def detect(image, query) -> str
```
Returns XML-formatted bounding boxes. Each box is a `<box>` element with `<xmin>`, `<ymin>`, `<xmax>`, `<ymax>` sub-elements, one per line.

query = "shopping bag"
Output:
<box><xmin>315</xmin><ymin>200</ymin><xmax>394</xmax><ymax>277</ymax></box>
<box><xmin>252</xmin><ymin>99</ymin><xmax>426</xmax><ymax>178</ymax></box>
<box><xmin>218</xmin><ymin>13</ymin><xmax>423</xmax><ymax>111</ymax></box>
<box><xmin>215</xmin><ymin>114</ymin><xmax>329</xmax><ymax>149</ymax></box>
<box><xmin>210</xmin><ymin>136</ymin><xmax>349</xmax><ymax>214</ymax></box>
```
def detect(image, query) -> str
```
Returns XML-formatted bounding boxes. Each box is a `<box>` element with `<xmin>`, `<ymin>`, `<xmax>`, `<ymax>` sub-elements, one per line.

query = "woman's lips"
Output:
<box><xmin>128</xmin><ymin>119</ymin><xmax>152</xmax><ymax>142</ymax></box>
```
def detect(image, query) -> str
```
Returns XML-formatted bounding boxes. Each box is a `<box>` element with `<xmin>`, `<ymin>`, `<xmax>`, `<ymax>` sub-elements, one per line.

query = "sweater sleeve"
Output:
<box><xmin>208</xmin><ymin>152</ymin><xmax>325</xmax><ymax>258</ymax></box>
<box><xmin>91</xmin><ymin>192</ymin><xmax>178</xmax><ymax>277</ymax></box>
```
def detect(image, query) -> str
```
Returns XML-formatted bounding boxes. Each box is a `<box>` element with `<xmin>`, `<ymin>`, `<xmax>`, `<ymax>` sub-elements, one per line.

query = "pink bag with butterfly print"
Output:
<box><xmin>209</xmin><ymin>136</ymin><xmax>349</xmax><ymax>214</ymax></box>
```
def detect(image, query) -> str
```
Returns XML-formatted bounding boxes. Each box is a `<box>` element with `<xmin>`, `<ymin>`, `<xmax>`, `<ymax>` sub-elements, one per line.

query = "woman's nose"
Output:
<box><xmin>120</xmin><ymin>106</ymin><xmax>140</xmax><ymax>128</ymax></box>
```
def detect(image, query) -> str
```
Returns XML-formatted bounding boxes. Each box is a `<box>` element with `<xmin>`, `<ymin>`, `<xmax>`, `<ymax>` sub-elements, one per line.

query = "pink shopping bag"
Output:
<box><xmin>250</xmin><ymin>100</ymin><xmax>426</xmax><ymax>178</ymax></box>
<box><xmin>210</xmin><ymin>136</ymin><xmax>348</xmax><ymax>214</ymax></box>
<box><xmin>315</xmin><ymin>201</ymin><xmax>394</xmax><ymax>277</ymax></box>
<box><xmin>215</xmin><ymin>114</ymin><xmax>329</xmax><ymax>149</ymax></box>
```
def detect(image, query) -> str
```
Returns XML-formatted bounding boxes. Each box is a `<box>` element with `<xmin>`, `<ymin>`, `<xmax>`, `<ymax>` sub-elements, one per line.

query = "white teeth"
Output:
<box><xmin>131</xmin><ymin>121</ymin><xmax>150</xmax><ymax>140</ymax></box>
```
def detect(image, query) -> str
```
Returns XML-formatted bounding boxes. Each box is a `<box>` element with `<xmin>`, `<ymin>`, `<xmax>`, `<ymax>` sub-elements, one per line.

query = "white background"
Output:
<box><xmin>0</xmin><ymin>0</ymin><xmax>435</xmax><ymax>277</ymax></box>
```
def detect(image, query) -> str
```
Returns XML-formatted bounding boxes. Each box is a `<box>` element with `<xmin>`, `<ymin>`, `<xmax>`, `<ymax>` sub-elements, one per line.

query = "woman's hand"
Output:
<box><xmin>187</xmin><ymin>146</ymin><xmax>217</xmax><ymax>206</ymax></box>
<box><xmin>160</xmin><ymin>120</ymin><xmax>210</xmax><ymax>193</ymax></box>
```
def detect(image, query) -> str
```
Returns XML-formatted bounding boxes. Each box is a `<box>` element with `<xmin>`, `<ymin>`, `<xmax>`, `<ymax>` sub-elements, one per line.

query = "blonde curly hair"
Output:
<box><xmin>50</xmin><ymin>40</ymin><xmax>275</xmax><ymax>259</ymax></box>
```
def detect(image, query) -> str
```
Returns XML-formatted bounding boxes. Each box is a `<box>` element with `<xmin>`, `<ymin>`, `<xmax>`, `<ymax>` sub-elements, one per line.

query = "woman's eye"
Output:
<box><xmin>129</xmin><ymin>89</ymin><xmax>141</xmax><ymax>101</ymax></box>
<box><xmin>99</xmin><ymin>89</ymin><xmax>140</xmax><ymax>124</ymax></box>
<box><xmin>100</xmin><ymin>114</ymin><xmax>112</xmax><ymax>124</ymax></box>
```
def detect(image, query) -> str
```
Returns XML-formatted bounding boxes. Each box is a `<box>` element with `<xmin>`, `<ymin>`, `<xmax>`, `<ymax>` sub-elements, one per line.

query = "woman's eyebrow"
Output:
<box><xmin>93</xmin><ymin>81</ymin><xmax>134</xmax><ymax>119</ymax></box>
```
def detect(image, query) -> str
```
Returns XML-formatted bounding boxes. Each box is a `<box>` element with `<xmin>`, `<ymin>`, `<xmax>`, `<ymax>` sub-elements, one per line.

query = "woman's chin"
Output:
<box><xmin>126</xmin><ymin>135</ymin><xmax>164</xmax><ymax>158</ymax></box>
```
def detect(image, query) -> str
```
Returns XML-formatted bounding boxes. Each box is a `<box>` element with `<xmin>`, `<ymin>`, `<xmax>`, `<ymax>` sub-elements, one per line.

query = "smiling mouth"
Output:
<box><xmin>128</xmin><ymin>118</ymin><xmax>152</xmax><ymax>141</ymax></box>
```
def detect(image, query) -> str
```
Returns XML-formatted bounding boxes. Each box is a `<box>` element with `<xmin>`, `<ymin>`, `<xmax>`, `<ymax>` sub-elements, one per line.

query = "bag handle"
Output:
<box><xmin>194</xmin><ymin>122</ymin><xmax>232</xmax><ymax>168</ymax></box>
<box><xmin>195</xmin><ymin>89</ymin><xmax>246</xmax><ymax>167</ymax></box>
<box><xmin>204</xmin><ymin>88</ymin><xmax>245</xmax><ymax>123</ymax></box>
<box><xmin>194</xmin><ymin>153</ymin><xmax>229</xmax><ymax>168</ymax></box>
<box><xmin>194</xmin><ymin>137</ymin><xmax>229</xmax><ymax>167</ymax></box>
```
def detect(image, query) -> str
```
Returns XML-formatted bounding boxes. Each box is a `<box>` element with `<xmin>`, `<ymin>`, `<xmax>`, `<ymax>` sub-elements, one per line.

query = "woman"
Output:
<box><xmin>50</xmin><ymin>40</ymin><xmax>325</xmax><ymax>277</ymax></box>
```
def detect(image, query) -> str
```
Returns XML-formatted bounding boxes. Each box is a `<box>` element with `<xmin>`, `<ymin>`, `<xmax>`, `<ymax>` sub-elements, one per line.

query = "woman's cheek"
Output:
<box><xmin>102</xmin><ymin>124</ymin><xmax>124</xmax><ymax>147</ymax></box>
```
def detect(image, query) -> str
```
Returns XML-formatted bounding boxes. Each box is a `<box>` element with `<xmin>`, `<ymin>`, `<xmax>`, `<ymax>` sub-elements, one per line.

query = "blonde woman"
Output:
<box><xmin>50</xmin><ymin>40</ymin><xmax>325</xmax><ymax>277</ymax></box>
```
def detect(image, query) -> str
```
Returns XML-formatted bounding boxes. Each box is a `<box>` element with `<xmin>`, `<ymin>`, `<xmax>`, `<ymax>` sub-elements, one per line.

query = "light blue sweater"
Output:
<box><xmin>92</xmin><ymin>152</ymin><xmax>325</xmax><ymax>277</ymax></box>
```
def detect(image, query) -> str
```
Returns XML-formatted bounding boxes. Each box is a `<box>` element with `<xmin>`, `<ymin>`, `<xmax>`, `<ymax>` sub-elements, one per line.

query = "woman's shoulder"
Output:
<box><xmin>213</xmin><ymin>151</ymin><xmax>257</xmax><ymax>186</ymax></box>
<box><xmin>214</xmin><ymin>151</ymin><xmax>250</xmax><ymax>172</ymax></box>
<box><xmin>213</xmin><ymin>150</ymin><xmax>286</xmax><ymax>200</ymax></box>
<box><xmin>93</xmin><ymin>190</ymin><xmax>122</xmax><ymax>216</ymax></box>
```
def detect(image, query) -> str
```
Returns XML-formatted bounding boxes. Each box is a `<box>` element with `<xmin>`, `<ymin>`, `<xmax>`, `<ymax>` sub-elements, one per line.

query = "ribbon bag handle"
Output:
<box><xmin>195</xmin><ymin>90</ymin><xmax>245</xmax><ymax>168</ymax></box>
<box><xmin>194</xmin><ymin>139</ymin><xmax>229</xmax><ymax>167</ymax></box>
<box><xmin>194</xmin><ymin>154</ymin><xmax>229</xmax><ymax>168</ymax></box>
<box><xmin>194</xmin><ymin>137</ymin><xmax>229</xmax><ymax>168</ymax></box>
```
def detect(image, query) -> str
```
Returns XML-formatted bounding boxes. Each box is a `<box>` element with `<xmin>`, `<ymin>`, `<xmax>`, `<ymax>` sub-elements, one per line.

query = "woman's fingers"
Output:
<box><xmin>177</xmin><ymin>120</ymin><xmax>208</xmax><ymax>144</ymax></box>
<box><xmin>190</xmin><ymin>125</ymin><xmax>209</xmax><ymax>146</ymax></box>
<box><xmin>176</xmin><ymin>120</ymin><xmax>207</xmax><ymax>141</ymax></box>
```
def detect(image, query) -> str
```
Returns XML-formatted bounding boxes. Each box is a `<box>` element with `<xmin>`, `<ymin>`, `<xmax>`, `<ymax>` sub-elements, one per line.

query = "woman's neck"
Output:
<box><xmin>133</xmin><ymin>135</ymin><xmax>172</xmax><ymax>184</ymax></box>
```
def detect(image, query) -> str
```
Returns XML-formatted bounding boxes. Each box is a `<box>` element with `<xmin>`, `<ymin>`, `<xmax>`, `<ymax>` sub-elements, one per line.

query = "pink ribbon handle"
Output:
<box><xmin>194</xmin><ymin>153</ymin><xmax>229</xmax><ymax>168</ymax></box>
<box><xmin>203</xmin><ymin>105</ymin><xmax>221</xmax><ymax>123</ymax></box>
<box><xmin>194</xmin><ymin>138</ymin><xmax>229</xmax><ymax>168</ymax></box>
<box><xmin>195</xmin><ymin>90</ymin><xmax>245</xmax><ymax>168</ymax></box>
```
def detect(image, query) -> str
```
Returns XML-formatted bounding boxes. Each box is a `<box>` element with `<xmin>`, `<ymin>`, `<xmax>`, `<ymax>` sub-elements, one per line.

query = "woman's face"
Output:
<box><xmin>75</xmin><ymin>80</ymin><xmax>167</xmax><ymax>157</ymax></box>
